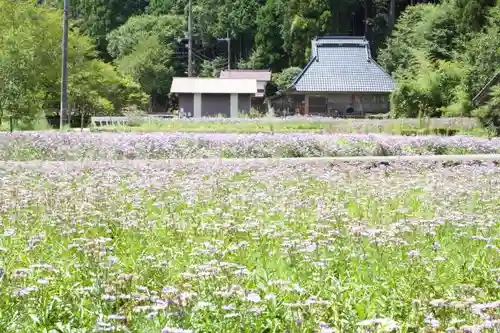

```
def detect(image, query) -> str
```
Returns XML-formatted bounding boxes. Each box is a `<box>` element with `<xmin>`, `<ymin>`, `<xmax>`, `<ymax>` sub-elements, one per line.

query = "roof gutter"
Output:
<box><xmin>365</xmin><ymin>44</ymin><xmax>371</xmax><ymax>62</ymax></box>
<box><xmin>291</xmin><ymin>55</ymin><xmax>317</xmax><ymax>87</ymax></box>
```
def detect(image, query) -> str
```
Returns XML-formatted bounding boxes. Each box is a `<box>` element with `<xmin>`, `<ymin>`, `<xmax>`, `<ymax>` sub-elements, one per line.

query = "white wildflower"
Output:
<box><xmin>245</xmin><ymin>292</ymin><xmax>261</xmax><ymax>303</ymax></box>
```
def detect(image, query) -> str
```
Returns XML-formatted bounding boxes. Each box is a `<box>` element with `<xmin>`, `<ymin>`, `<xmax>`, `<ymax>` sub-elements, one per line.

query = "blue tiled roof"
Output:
<box><xmin>310</xmin><ymin>36</ymin><xmax>369</xmax><ymax>59</ymax></box>
<box><xmin>296</xmin><ymin>37</ymin><xmax>396</xmax><ymax>93</ymax></box>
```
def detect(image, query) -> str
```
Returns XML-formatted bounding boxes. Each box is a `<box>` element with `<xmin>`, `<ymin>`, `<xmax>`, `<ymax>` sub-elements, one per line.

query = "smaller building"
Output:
<box><xmin>219</xmin><ymin>69</ymin><xmax>271</xmax><ymax>112</ymax></box>
<box><xmin>270</xmin><ymin>36</ymin><xmax>396</xmax><ymax>117</ymax></box>
<box><xmin>472</xmin><ymin>71</ymin><xmax>500</xmax><ymax>107</ymax></box>
<box><xmin>219</xmin><ymin>69</ymin><xmax>271</xmax><ymax>97</ymax></box>
<box><xmin>170</xmin><ymin>77</ymin><xmax>257</xmax><ymax>118</ymax></box>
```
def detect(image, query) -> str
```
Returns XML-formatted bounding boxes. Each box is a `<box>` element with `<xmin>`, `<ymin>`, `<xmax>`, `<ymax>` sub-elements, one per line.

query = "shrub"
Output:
<box><xmin>248</xmin><ymin>107</ymin><xmax>265</xmax><ymax>118</ymax></box>
<box><xmin>272</xmin><ymin>67</ymin><xmax>302</xmax><ymax>90</ymax></box>
<box><xmin>473</xmin><ymin>85</ymin><xmax>500</xmax><ymax>135</ymax></box>
<box><xmin>122</xmin><ymin>105</ymin><xmax>147</xmax><ymax>127</ymax></box>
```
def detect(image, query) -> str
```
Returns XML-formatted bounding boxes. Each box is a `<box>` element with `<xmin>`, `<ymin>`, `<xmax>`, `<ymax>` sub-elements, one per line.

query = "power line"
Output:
<box><xmin>173</xmin><ymin>36</ymin><xmax>232</xmax><ymax>75</ymax></box>
<box><xmin>192</xmin><ymin>49</ymin><xmax>212</xmax><ymax>61</ymax></box>
<box><xmin>216</xmin><ymin>33</ymin><xmax>231</xmax><ymax>70</ymax></box>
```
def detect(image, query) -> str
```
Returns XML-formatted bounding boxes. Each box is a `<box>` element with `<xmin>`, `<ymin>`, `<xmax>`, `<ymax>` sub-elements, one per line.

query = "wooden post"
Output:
<box><xmin>304</xmin><ymin>95</ymin><xmax>309</xmax><ymax>116</ymax></box>
<box><xmin>80</xmin><ymin>109</ymin><xmax>85</xmax><ymax>132</ymax></box>
<box><xmin>355</xmin><ymin>95</ymin><xmax>364</xmax><ymax>117</ymax></box>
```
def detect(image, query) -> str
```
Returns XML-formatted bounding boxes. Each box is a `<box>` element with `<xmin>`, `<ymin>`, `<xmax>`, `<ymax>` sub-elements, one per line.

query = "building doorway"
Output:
<box><xmin>309</xmin><ymin>96</ymin><xmax>327</xmax><ymax>115</ymax></box>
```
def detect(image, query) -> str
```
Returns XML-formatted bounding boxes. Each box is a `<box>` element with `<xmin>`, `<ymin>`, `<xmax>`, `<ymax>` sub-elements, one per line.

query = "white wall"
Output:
<box><xmin>257</xmin><ymin>81</ymin><xmax>267</xmax><ymax>92</ymax></box>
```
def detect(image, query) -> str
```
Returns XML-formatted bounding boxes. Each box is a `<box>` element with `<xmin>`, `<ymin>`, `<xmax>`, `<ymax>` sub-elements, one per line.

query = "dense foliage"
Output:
<box><xmin>107</xmin><ymin>14</ymin><xmax>185</xmax><ymax>103</ymax></box>
<box><xmin>1</xmin><ymin>0</ymin><xmax>499</xmax><ymax>129</ymax></box>
<box><xmin>0</xmin><ymin>0</ymin><xmax>147</xmax><ymax>127</ymax></box>
<box><xmin>379</xmin><ymin>0</ymin><xmax>499</xmax><ymax>121</ymax></box>
<box><xmin>474</xmin><ymin>85</ymin><xmax>500</xmax><ymax>135</ymax></box>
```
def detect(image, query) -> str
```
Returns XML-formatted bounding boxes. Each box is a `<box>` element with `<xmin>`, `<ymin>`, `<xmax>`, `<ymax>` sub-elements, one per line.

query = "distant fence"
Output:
<box><xmin>91</xmin><ymin>114</ymin><xmax>173</xmax><ymax>127</ymax></box>
<box><xmin>46</xmin><ymin>115</ymin><xmax>91</xmax><ymax>129</ymax></box>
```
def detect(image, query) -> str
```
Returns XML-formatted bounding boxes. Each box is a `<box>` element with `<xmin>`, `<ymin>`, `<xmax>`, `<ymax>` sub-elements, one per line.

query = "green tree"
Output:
<box><xmin>382</xmin><ymin>0</ymin><xmax>499</xmax><ymax>122</ymax></box>
<box><xmin>69</xmin><ymin>59</ymin><xmax>148</xmax><ymax>118</ymax></box>
<box><xmin>0</xmin><ymin>1</ymin><xmax>61</xmax><ymax>122</ymax></box>
<box><xmin>246</xmin><ymin>0</ymin><xmax>288</xmax><ymax>71</ymax></box>
<box><xmin>107</xmin><ymin>14</ymin><xmax>186</xmax><ymax>103</ymax></box>
<box><xmin>147</xmin><ymin>0</ymin><xmax>186</xmax><ymax>15</ymax></box>
<box><xmin>272</xmin><ymin>67</ymin><xmax>302</xmax><ymax>90</ymax></box>
<box><xmin>455</xmin><ymin>1</ymin><xmax>500</xmax><ymax>101</ymax></box>
<box><xmin>49</xmin><ymin>0</ymin><xmax>149</xmax><ymax>59</ymax></box>
<box><xmin>282</xmin><ymin>0</ymin><xmax>331</xmax><ymax>66</ymax></box>
<box><xmin>199</xmin><ymin>57</ymin><xmax>228</xmax><ymax>78</ymax></box>
<box><xmin>473</xmin><ymin>85</ymin><xmax>500</xmax><ymax>135</ymax></box>
<box><xmin>0</xmin><ymin>0</ymin><xmax>145</xmax><ymax>126</ymax></box>
<box><xmin>378</xmin><ymin>4</ymin><xmax>443</xmax><ymax>74</ymax></box>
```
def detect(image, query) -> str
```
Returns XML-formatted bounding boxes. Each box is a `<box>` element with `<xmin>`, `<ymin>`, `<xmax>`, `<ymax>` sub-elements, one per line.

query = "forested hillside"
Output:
<box><xmin>0</xmin><ymin>0</ymin><xmax>498</xmax><ymax>127</ymax></box>
<box><xmin>379</xmin><ymin>0</ymin><xmax>499</xmax><ymax>121</ymax></box>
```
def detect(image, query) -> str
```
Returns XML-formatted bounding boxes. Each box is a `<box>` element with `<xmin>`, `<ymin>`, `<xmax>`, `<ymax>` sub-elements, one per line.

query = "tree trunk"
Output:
<box><xmin>389</xmin><ymin>0</ymin><xmax>396</xmax><ymax>31</ymax></box>
<box><xmin>80</xmin><ymin>107</ymin><xmax>85</xmax><ymax>132</ymax></box>
<box><xmin>66</xmin><ymin>103</ymin><xmax>73</xmax><ymax>128</ymax></box>
<box><xmin>364</xmin><ymin>0</ymin><xmax>374</xmax><ymax>52</ymax></box>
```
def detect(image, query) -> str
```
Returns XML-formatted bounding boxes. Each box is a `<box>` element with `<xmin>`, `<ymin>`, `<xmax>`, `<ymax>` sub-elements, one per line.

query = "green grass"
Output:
<box><xmin>90</xmin><ymin>117</ymin><xmax>489</xmax><ymax>136</ymax></box>
<box><xmin>0</xmin><ymin>160</ymin><xmax>498</xmax><ymax>332</ymax></box>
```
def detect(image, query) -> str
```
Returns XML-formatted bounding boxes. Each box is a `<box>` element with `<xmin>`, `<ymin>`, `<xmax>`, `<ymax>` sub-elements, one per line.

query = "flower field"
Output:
<box><xmin>0</xmin><ymin>159</ymin><xmax>498</xmax><ymax>332</ymax></box>
<box><xmin>1</xmin><ymin>132</ymin><xmax>500</xmax><ymax>160</ymax></box>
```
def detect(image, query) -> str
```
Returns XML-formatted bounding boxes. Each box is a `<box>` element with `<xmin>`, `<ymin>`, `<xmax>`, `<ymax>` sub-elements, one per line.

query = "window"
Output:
<box><xmin>372</xmin><ymin>95</ymin><xmax>387</xmax><ymax>104</ymax></box>
<box><xmin>370</xmin><ymin>95</ymin><xmax>389</xmax><ymax>109</ymax></box>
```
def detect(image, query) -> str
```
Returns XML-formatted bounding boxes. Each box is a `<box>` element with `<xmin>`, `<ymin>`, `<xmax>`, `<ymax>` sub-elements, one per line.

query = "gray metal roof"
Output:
<box><xmin>219</xmin><ymin>69</ymin><xmax>271</xmax><ymax>81</ymax></box>
<box><xmin>295</xmin><ymin>37</ymin><xmax>395</xmax><ymax>93</ymax></box>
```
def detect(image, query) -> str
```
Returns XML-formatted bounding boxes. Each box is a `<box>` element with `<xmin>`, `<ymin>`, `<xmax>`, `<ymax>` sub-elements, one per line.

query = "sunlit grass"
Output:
<box><xmin>90</xmin><ymin>117</ymin><xmax>486</xmax><ymax>136</ymax></box>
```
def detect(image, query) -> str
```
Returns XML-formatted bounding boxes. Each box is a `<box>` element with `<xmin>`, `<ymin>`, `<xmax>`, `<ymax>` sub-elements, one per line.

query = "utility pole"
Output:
<box><xmin>226</xmin><ymin>31</ymin><xmax>230</xmax><ymax>70</ymax></box>
<box><xmin>388</xmin><ymin>0</ymin><xmax>396</xmax><ymax>31</ymax></box>
<box><xmin>60</xmin><ymin>0</ymin><xmax>69</xmax><ymax>129</ymax></box>
<box><xmin>187</xmin><ymin>0</ymin><xmax>193</xmax><ymax>77</ymax></box>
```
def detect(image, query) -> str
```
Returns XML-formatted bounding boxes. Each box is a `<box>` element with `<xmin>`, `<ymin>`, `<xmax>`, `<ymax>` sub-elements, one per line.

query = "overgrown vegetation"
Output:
<box><xmin>2</xmin><ymin>131</ymin><xmax>499</xmax><ymax>160</ymax></box>
<box><xmin>0</xmin><ymin>0</ymin><xmax>147</xmax><ymax>128</ymax></box>
<box><xmin>90</xmin><ymin>117</ymin><xmax>486</xmax><ymax>136</ymax></box>
<box><xmin>0</xmin><ymin>160</ymin><xmax>498</xmax><ymax>331</ymax></box>
<box><xmin>271</xmin><ymin>67</ymin><xmax>303</xmax><ymax>91</ymax></box>
<box><xmin>473</xmin><ymin>85</ymin><xmax>500</xmax><ymax>135</ymax></box>
<box><xmin>1</xmin><ymin>0</ymin><xmax>499</xmax><ymax>133</ymax></box>
<box><xmin>379</xmin><ymin>0</ymin><xmax>499</xmax><ymax>129</ymax></box>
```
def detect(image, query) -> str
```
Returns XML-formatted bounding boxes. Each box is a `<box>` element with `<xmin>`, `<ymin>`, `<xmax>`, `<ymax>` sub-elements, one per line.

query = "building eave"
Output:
<box><xmin>294</xmin><ymin>89</ymin><xmax>394</xmax><ymax>94</ymax></box>
<box><xmin>266</xmin><ymin>87</ymin><xmax>297</xmax><ymax>100</ymax></box>
<box><xmin>291</xmin><ymin>56</ymin><xmax>317</xmax><ymax>87</ymax></box>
